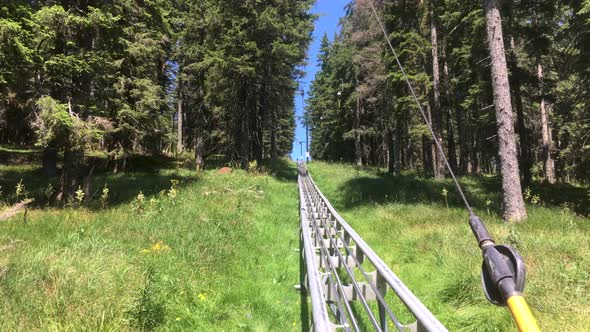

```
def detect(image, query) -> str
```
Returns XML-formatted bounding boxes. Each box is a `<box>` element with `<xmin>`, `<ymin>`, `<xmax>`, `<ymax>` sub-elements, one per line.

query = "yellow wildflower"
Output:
<box><xmin>151</xmin><ymin>241</ymin><xmax>171</xmax><ymax>252</ymax></box>
<box><xmin>198</xmin><ymin>293</ymin><xmax>207</xmax><ymax>301</ymax></box>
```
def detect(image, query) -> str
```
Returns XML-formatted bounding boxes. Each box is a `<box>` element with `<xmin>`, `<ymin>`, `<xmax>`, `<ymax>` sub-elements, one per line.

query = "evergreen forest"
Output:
<box><xmin>308</xmin><ymin>0</ymin><xmax>590</xmax><ymax>186</ymax></box>
<box><xmin>1</xmin><ymin>0</ymin><xmax>314</xmax><ymax>199</ymax></box>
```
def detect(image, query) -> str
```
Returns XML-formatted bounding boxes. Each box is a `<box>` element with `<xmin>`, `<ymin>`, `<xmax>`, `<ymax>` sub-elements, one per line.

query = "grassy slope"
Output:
<box><xmin>308</xmin><ymin>161</ymin><xmax>590</xmax><ymax>332</ymax></box>
<box><xmin>0</xmin><ymin>161</ymin><xmax>302</xmax><ymax>331</ymax></box>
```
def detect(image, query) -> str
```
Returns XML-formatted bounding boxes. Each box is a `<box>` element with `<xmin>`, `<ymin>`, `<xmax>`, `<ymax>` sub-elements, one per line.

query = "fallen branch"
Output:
<box><xmin>0</xmin><ymin>199</ymin><xmax>34</xmax><ymax>222</ymax></box>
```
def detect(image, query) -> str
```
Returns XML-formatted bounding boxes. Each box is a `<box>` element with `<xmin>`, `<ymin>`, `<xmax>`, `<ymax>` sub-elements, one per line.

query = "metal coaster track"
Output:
<box><xmin>298</xmin><ymin>163</ymin><xmax>448</xmax><ymax>332</ymax></box>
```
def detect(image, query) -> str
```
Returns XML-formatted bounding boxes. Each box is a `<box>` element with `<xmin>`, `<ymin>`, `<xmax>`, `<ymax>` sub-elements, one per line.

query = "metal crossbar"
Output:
<box><xmin>298</xmin><ymin>163</ymin><xmax>448</xmax><ymax>332</ymax></box>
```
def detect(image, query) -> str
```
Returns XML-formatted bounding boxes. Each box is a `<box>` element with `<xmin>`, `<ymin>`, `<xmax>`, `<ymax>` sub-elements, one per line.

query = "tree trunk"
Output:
<box><xmin>473</xmin><ymin>128</ymin><xmax>481</xmax><ymax>175</ymax></box>
<box><xmin>423</xmin><ymin>103</ymin><xmax>436</xmax><ymax>176</ymax></box>
<box><xmin>430</xmin><ymin>4</ymin><xmax>445</xmax><ymax>179</ymax></box>
<box><xmin>457</xmin><ymin>105</ymin><xmax>469</xmax><ymax>174</ymax></box>
<box><xmin>238</xmin><ymin>86</ymin><xmax>250</xmax><ymax>169</ymax></box>
<box><xmin>537</xmin><ymin>53</ymin><xmax>556</xmax><ymax>184</ymax></box>
<box><xmin>394</xmin><ymin>120</ymin><xmax>402</xmax><ymax>174</ymax></box>
<box><xmin>67</xmin><ymin>95</ymin><xmax>74</xmax><ymax>116</ymax></box>
<box><xmin>195</xmin><ymin>72</ymin><xmax>206</xmax><ymax>171</ymax></box>
<box><xmin>42</xmin><ymin>144</ymin><xmax>58</xmax><ymax>177</ymax></box>
<box><xmin>387</xmin><ymin>127</ymin><xmax>394</xmax><ymax>174</ymax></box>
<box><xmin>404</xmin><ymin>116</ymin><xmax>411</xmax><ymax>170</ymax></box>
<box><xmin>252</xmin><ymin>104</ymin><xmax>263</xmax><ymax>164</ymax></box>
<box><xmin>57</xmin><ymin>145</ymin><xmax>82</xmax><ymax>203</ymax></box>
<box><xmin>270</xmin><ymin>106</ymin><xmax>278</xmax><ymax>160</ymax></box>
<box><xmin>194</xmin><ymin>134</ymin><xmax>204</xmax><ymax>171</ymax></box>
<box><xmin>445</xmin><ymin>107</ymin><xmax>457</xmax><ymax>173</ymax></box>
<box><xmin>441</xmin><ymin>47</ymin><xmax>458</xmax><ymax>173</ymax></box>
<box><xmin>355</xmin><ymin>97</ymin><xmax>362</xmax><ymax>167</ymax></box>
<box><xmin>507</xmin><ymin>3</ymin><xmax>532</xmax><ymax>186</ymax></box>
<box><xmin>484</xmin><ymin>0</ymin><xmax>527</xmax><ymax>221</ymax></box>
<box><xmin>508</xmin><ymin>35</ymin><xmax>532</xmax><ymax>185</ymax></box>
<box><xmin>83</xmin><ymin>163</ymin><xmax>96</xmax><ymax>199</ymax></box>
<box><xmin>177</xmin><ymin>91</ymin><xmax>183</xmax><ymax>154</ymax></box>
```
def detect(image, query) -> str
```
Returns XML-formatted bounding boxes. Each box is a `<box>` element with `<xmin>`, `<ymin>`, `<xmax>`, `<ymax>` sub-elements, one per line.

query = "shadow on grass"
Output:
<box><xmin>335</xmin><ymin>171</ymin><xmax>590</xmax><ymax>216</ymax></box>
<box><xmin>530</xmin><ymin>181</ymin><xmax>590</xmax><ymax>216</ymax></box>
<box><xmin>336</xmin><ymin>172</ymin><xmax>491</xmax><ymax>211</ymax></box>
<box><xmin>0</xmin><ymin>164</ymin><xmax>198</xmax><ymax>210</ymax></box>
<box><xmin>0</xmin><ymin>155</ymin><xmax>299</xmax><ymax>211</ymax></box>
<box><xmin>265</xmin><ymin>159</ymin><xmax>298</xmax><ymax>183</ymax></box>
<box><xmin>0</xmin><ymin>145</ymin><xmax>41</xmax><ymax>164</ymax></box>
<box><xmin>87</xmin><ymin>171</ymin><xmax>197</xmax><ymax>209</ymax></box>
<box><xmin>462</xmin><ymin>174</ymin><xmax>590</xmax><ymax>216</ymax></box>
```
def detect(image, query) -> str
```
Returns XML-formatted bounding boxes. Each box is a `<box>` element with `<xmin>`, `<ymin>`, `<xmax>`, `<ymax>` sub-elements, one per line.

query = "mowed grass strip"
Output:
<box><xmin>308</xmin><ymin>161</ymin><xmax>590</xmax><ymax>332</ymax></box>
<box><xmin>0</xmin><ymin>161</ymin><xmax>302</xmax><ymax>331</ymax></box>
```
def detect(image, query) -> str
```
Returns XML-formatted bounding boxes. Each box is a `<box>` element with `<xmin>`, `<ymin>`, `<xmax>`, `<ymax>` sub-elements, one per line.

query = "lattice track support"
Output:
<box><xmin>298</xmin><ymin>163</ymin><xmax>448</xmax><ymax>332</ymax></box>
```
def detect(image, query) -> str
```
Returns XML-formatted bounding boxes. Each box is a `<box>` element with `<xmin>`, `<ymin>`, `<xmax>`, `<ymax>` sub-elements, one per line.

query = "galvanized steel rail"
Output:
<box><xmin>298</xmin><ymin>163</ymin><xmax>447</xmax><ymax>332</ymax></box>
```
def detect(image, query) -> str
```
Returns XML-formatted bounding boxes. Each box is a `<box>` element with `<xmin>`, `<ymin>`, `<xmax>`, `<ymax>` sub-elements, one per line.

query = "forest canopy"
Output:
<box><xmin>0</xmin><ymin>0</ymin><xmax>315</xmax><ymax>199</ymax></box>
<box><xmin>307</xmin><ymin>0</ymin><xmax>590</xmax><ymax>185</ymax></box>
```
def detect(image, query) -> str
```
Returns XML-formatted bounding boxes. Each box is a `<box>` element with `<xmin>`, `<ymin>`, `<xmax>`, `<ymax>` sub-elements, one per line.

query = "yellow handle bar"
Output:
<box><xmin>507</xmin><ymin>295</ymin><xmax>540</xmax><ymax>332</ymax></box>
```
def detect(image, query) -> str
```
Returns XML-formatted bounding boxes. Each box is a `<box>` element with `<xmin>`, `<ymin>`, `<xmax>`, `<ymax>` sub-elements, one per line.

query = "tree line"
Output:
<box><xmin>306</xmin><ymin>0</ymin><xmax>590</xmax><ymax>221</ymax></box>
<box><xmin>0</xmin><ymin>0</ymin><xmax>314</xmax><ymax>200</ymax></box>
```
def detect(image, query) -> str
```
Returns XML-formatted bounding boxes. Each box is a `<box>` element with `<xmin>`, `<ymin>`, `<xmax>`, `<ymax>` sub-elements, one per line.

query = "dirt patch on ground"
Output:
<box><xmin>216</xmin><ymin>167</ymin><xmax>232</xmax><ymax>175</ymax></box>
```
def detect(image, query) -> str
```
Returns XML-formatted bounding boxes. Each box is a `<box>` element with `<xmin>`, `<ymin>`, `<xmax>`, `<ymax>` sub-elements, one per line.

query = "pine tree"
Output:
<box><xmin>429</xmin><ymin>0</ymin><xmax>445</xmax><ymax>179</ymax></box>
<box><xmin>483</xmin><ymin>0</ymin><xmax>527</xmax><ymax>221</ymax></box>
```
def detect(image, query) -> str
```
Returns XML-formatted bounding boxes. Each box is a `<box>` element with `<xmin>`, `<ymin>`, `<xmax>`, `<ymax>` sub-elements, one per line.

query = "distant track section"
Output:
<box><xmin>298</xmin><ymin>163</ymin><xmax>447</xmax><ymax>332</ymax></box>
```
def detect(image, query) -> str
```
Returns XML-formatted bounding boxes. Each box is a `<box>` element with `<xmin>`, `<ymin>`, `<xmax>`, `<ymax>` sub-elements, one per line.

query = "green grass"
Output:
<box><xmin>0</xmin><ymin>145</ymin><xmax>41</xmax><ymax>165</ymax></box>
<box><xmin>2</xmin><ymin>158</ymin><xmax>588</xmax><ymax>331</ymax></box>
<box><xmin>0</xmin><ymin>145</ymin><xmax>39</xmax><ymax>154</ymax></box>
<box><xmin>307</xmin><ymin>161</ymin><xmax>590</xmax><ymax>332</ymax></box>
<box><xmin>0</xmin><ymin>160</ymin><xmax>303</xmax><ymax>331</ymax></box>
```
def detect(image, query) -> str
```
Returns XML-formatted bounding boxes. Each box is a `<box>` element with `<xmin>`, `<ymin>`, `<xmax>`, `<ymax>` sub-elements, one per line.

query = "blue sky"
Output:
<box><xmin>290</xmin><ymin>1</ymin><xmax>348</xmax><ymax>161</ymax></box>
